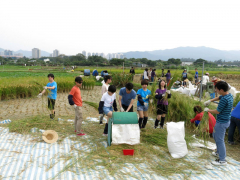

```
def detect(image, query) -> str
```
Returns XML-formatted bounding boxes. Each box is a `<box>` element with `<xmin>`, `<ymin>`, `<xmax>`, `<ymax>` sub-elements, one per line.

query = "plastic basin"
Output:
<box><xmin>123</xmin><ymin>149</ymin><xmax>134</xmax><ymax>156</ymax></box>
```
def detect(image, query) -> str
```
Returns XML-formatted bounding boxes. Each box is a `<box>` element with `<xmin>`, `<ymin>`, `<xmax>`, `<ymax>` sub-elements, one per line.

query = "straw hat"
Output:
<box><xmin>42</xmin><ymin>130</ymin><xmax>58</xmax><ymax>144</ymax></box>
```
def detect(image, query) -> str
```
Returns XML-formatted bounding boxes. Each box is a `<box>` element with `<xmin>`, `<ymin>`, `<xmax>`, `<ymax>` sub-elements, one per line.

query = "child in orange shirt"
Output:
<box><xmin>68</xmin><ymin>77</ymin><xmax>85</xmax><ymax>136</ymax></box>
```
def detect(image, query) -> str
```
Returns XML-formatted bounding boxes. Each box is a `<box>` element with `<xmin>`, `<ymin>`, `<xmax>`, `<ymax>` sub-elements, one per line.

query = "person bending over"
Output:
<box><xmin>119</xmin><ymin>83</ymin><xmax>136</xmax><ymax>112</ymax></box>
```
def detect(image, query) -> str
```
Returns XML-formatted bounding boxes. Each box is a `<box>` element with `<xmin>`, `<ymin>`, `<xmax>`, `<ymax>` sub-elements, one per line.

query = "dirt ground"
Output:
<box><xmin>0</xmin><ymin>86</ymin><xmax>138</xmax><ymax>121</ymax></box>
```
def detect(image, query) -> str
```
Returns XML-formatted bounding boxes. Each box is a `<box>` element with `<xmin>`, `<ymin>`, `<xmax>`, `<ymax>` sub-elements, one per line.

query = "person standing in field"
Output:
<box><xmin>68</xmin><ymin>77</ymin><xmax>85</xmax><ymax>136</ymax></box>
<box><xmin>137</xmin><ymin>80</ymin><xmax>151</xmax><ymax>129</ymax></box>
<box><xmin>99</xmin><ymin>75</ymin><xmax>112</xmax><ymax>125</ymax></box>
<box><xmin>182</xmin><ymin>69</ymin><xmax>188</xmax><ymax>87</ymax></box>
<box><xmin>98</xmin><ymin>85</ymin><xmax>118</xmax><ymax>136</ymax></box>
<box><xmin>204</xmin><ymin>81</ymin><xmax>233</xmax><ymax>166</ymax></box>
<box><xmin>227</xmin><ymin>101</ymin><xmax>240</xmax><ymax>145</ymax></box>
<box><xmin>201</xmin><ymin>72</ymin><xmax>210</xmax><ymax>91</ymax></box>
<box><xmin>165</xmin><ymin>70</ymin><xmax>171</xmax><ymax>85</ymax></box>
<box><xmin>151</xmin><ymin>69</ymin><xmax>156</xmax><ymax>82</ymax></box>
<box><xmin>119</xmin><ymin>83</ymin><xmax>136</xmax><ymax>112</ymax></box>
<box><xmin>143</xmin><ymin>68</ymin><xmax>149</xmax><ymax>80</ymax></box>
<box><xmin>38</xmin><ymin>74</ymin><xmax>57</xmax><ymax>120</ymax></box>
<box><xmin>130</xmin><ymin>67</ymin><xmax>135</xmax><ymax>80</ymax></box>
<box><xmin>195</xmin><ymin>68</ymin><xmax>199</xmax><ymax>84</ymax></box>
<box><xmin>148</xmin><ymin>68</ymin><xmax>152</xmax><ymax>80</ymax></box>
<box><xmin>161</xmin><ymin>69</ymin><xmax>164</xmax><ymax>77</ymax></box>
<box><xmin>154</xmin><ymin>80</ymin><xmax>171</xmax><ymax>129</ymax></box>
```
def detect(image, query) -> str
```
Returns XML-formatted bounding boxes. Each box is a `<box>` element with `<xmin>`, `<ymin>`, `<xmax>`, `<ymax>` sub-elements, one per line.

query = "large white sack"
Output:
<box><xmin>167</xmin><ymin>122</ymin><xmax>188</xmax><ymax>158</ymax></box>
<box><xmin>112</xmin><ymin>124</ymin><xmax>140</xmax><ymax>145</ymax></box>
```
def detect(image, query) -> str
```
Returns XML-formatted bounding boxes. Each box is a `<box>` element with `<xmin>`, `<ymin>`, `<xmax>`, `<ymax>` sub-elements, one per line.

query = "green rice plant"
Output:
<box><xmin>111</xmin><ymin>72</ymin><xmax>133</xmax><ymax>87</ymax></box>
<box><xmin>233</xmin><ymin>93</ymin><xmax>240</xmax><ymax>107</ymax></box>
<box><xmin>148</xmin><ymin>82</ymin><xmax>158</xmax><ymax>115</ymax></box>
<box><xmin>83</xmin><ymin>101</ymin><xmax>98</xmax><ymax>110</ymax></box>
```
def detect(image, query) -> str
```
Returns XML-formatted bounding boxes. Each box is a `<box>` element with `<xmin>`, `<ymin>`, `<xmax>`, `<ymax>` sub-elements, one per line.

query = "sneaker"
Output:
<box><xmin>228</xmin><ymin>141</ymin><xmax>236</xmax><ymax>145</ymax></box>
<box><xmin>154</xmin><ymin>126</ymin><xmax>157</xmax><ymax>129</ymax></box>
<box><xmin>160</xmin><ymin>125</ymin><xmax>163</xmax><ymax>129</ymax></box>
<box><xmin>102</xmin><ymin>133</ymin><xmax>108</xmax><ymax>136</ymax></box>
<box><xmin>76</xmin><ymin>133</ymin><xmax>86</xmax><ymax>136</ymax></box>
<box><xmin>212</xmin><ymin>151</ymin><xmax>219</xmax><ymax>157</ymax></box>
<box><xmin>100</xmin><ymin>120</ymin><xmax>103</xmax><ymax>125</ymax></box>
<box><xmin>211</xmin><ymin>159</ymin><xmax>227</xmax><ymax>166</ymax></box>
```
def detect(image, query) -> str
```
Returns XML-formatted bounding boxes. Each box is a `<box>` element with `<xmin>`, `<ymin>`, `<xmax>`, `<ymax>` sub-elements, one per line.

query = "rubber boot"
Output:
<box><xmin>138</xmin><ymin>118</ymin><xmax>143</xmax><ymax>129</ymax></box>
<box><xmin>154</xmin><ymin>119</ymin><xmax>159</xmax><ymax>129</ymax></box>
<box><xmin>160</xmin><ymin>117</ymin><xmax>165</xmax><ymax>129</ymax></box>
<box><xmin>103</xmin><ymin>123</ymin><xmax>108</xmax><ymax>135</ymax></box>
<box><xmin>142</xmin><ymin>117</ymin><xmax>148</xmax><ymax>128</ymax></box>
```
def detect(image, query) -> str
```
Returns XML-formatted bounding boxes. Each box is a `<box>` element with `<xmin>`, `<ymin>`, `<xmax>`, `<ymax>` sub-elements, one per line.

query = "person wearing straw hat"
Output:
<box><xmin>68</xmin><ymin>77</ymin><xmax>85</xmax><ymax>136</ymax></box>
<box><xmin>37</xmin><ymin>74</ymin><xmax>57</xmax><ymax>120</ymax></box>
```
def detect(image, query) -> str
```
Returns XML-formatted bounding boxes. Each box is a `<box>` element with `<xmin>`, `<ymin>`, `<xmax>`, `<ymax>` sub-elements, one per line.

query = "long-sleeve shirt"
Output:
<box><xmin>144</xmin><ymin>71</ymin><xmax>149</xmax><ymax>79</ymax></box>
<box><xmin>151</xmin><ymin>71</ymin><xmax>156</xmax><ymax>77</ymax></box>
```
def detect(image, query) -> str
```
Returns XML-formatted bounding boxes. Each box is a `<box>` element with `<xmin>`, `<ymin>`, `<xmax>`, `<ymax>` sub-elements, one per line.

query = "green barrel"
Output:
<box><xmin>112</xmin><ymin>112</ymin><xmax>138</xmax><ymax>124</ymax></box>
<box><xmin>107</xmin><ymin>112</ymin><xmax>138</xmax><ymax>146</ymax></box>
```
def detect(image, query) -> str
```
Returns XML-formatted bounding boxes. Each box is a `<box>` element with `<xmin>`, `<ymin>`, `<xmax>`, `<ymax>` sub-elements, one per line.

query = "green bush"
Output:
<box><xmin>111</xmin><ymin>72</ymin><xmax>133</xmax><ymax>87</ymax></box>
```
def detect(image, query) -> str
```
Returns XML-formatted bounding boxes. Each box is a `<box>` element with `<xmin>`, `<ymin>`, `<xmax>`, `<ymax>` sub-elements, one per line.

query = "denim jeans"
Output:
<box><xmin>228</xmin><ymin>116</ymin><xmax>240</xmax><ymax>143</ymax></box>
<box><xmin>213</xmin><ymin>121</ymin><xmax>230</xmax><ymax>161</ymax></box>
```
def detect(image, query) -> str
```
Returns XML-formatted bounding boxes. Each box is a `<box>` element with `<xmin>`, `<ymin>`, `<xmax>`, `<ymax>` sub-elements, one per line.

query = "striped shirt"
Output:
<box><xmin>216</xmin><ymin>93</ymin><xmax>233</xmax><ymax>123</ymax></box>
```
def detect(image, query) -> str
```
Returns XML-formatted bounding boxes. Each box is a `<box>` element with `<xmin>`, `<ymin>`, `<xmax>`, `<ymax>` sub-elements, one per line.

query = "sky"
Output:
<box><xmin>1</xmin><ymin>0</ymin><xmax>240</xmax><ymax>55</ymax></box>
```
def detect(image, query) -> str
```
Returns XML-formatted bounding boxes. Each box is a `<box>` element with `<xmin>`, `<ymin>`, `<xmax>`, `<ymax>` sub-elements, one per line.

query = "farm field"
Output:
<box><xmin>0</xmin><ymin>66</ymin><xmax>240</xmax><ymax>179</ymax></box>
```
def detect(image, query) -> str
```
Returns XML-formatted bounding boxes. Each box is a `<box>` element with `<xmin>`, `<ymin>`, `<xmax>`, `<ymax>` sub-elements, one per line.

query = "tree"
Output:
<box><xmin>109</xmin><ymin>58</ymin><xmax>125</xmax><ymax>66</ymax></box>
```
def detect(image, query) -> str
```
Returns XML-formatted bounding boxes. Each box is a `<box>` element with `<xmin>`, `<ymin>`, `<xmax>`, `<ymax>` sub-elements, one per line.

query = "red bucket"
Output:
<box><xmin>123</xmin><ymin>149</ymin><xmax>134</xmax><ymax>156</ymax></box>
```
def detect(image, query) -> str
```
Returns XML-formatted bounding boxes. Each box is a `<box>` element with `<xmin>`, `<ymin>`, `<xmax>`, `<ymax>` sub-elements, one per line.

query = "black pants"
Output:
<box><xmin>122</xmin><ymin>104</ymin><xmax>133</xmax><ymax>112</ymax></box>
<box><xmin>228</xmin><ymin>116</ymin><xmax>240</xmax><ymax>143</ymax></box>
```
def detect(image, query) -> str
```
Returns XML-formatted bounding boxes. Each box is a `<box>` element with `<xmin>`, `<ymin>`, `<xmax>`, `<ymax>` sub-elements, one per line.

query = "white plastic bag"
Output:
<box><xmin>167</xmin><ymin>122</ymin><xmax>188</xmax><ymax>158</ymax></box>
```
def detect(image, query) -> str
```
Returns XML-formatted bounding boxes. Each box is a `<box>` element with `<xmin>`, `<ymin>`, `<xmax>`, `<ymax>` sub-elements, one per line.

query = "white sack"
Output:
<box><xmin>167</xmin><ymin>122</ymin><xmax>188</xmax><ymax>158</ymax></box>
<box><xmin>112</xmin><ymin>124</ymin><xmax>140</xmax><ymax>145</ymax></box>
<box><xmin>96</xmin><ymin>76</ymin><xmax>102</xmax><ymax>81</ymax></box>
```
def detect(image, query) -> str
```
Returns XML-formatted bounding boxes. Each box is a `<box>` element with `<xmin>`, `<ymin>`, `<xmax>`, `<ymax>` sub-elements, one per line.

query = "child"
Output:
<box><xmin>68</xmin><ymin>77</ymin><xmax>85</xmax><ymax>136</ymax></box>
<box><xmin>204</xmin><ymin>81</ymin><xmax>233</xmax><ymax>166</ymax></box>
<box><xmin>190</xmin><ymin>106</ymin><xmax>216</xmax><ymax>134</ymax></box>
<box><xmin>154</xmin><ymin>80</ymin><xmax>171</xmax><ymax>129</ymax></box>
<box><xmin>100</xmin><ymin>75</ymin><xmax>112</xmax><ymax>125</ymax></box>
<box><xmin>137</xmin><ymin>80</ymin><xmax>151</xmax><ymax>129</ymax></box>
<box><xmin>98</xmin><ymin>85</ymin><xmax>118</xmax><ymax>136</ymax></box>
<box><xmin>182</xmin><ymin>69</ymin><xmax>187</xmax><ymax>87</ymax></box>
<box><xmin>119</xmin><ymin>83</ymin><xmax>136</xmax><ymax>112</ymax></box>
<box><xmin>38</xmin><ymin>74</ymin><xmax>57</xmax><ymax>119</ymax></box>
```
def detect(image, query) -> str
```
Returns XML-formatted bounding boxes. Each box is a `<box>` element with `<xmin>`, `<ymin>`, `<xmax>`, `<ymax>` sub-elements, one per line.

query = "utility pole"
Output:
<box><xmin>123</xmin><ymin>62</ymin><xmax>124</xmax><ymax>73</ymax></box>
<box><xmin>199</xmin><ymin>61</ymin><xmax>204</xmax><ymax>101</ymax></box>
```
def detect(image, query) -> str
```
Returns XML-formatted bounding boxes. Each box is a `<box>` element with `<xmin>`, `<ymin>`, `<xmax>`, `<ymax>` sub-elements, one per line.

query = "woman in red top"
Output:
<box><xmin>190</xmin><ymin>106</ymin><xmax>216</xmax><ymax>134</ymax></box>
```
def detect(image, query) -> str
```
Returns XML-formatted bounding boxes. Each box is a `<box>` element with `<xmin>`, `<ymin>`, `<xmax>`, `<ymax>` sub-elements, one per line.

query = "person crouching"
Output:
<box><xmin>98</xmin><ymin>85</ymin><xmax>118</xmax><ymax>136</ymax></box>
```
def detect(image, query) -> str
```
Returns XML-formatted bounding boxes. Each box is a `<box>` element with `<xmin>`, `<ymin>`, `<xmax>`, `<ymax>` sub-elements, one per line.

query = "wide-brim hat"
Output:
<box><xmin>42</xmin><ymin>130</ymin><xmax>58</xmax><ymax>144</ymax></box>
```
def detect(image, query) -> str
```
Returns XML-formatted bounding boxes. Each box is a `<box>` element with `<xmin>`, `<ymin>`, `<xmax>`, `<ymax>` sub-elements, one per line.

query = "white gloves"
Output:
<box><xmin>120</xmin><ymin>107</ymin><xmax>125</xmax><ymax>112</ymax></box>
<box><xmin>204</xmin><ymin>108</ymin><xmax>209</xmax><ymax>112</ymax></box>
<box><xmin>162</xmin><ymin>93</ymin><xmax>166</xmax><ymax>97</ymax></box>
<box><xmin>43</xmin><ymin>86</ymin><xmax>48</xmax><ymax>90</ymax></box>
<box><xmin>37</xmin><ymin>93</ymin><xmax>42</xmax><ymax>98</ymax></box>
<box><xmin>204</xmin><ymin>100</ymin><xmax>211</xmax><ymax>107</ymax></box>
<box><xmin>144</xmin><ymin>102</ymin><xmax>148</xmax><ymax>107</ymax></box>
<box><xmin>150</xmin><ymin>99</ymin><xmax>153</xmax><ymax>103</ymax></box>
<box><xmin>73</xmin><ymin>104</ymin><xmax>78</xmax><ymax>109</ymax></box>
<box><xmin>166</xmin><ymin>90</ymin><xmax>171</xmax><ymax>94</ymax></box>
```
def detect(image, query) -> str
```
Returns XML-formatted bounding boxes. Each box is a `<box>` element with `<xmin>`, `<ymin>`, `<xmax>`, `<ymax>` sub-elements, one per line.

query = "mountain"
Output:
<box><xmin>123</xmin><ymin>47</ymin><xmax>240</xmax><ymax>61</ymax></box>
<box><xmin>0</xmin><ymin>48</ymin><xmax>51</xmax><ymax>57</ymax></box>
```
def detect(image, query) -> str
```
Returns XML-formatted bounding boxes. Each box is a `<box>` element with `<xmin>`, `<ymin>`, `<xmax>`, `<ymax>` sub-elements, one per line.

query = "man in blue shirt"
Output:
<box><xmin>228</xmin><ymin>101</ymin><xmax>240</xmax><ymax>145</ymax></box>
<box><xmin>204</xmin><ymin>81</ymin><xmax>233</xmax><ymax>166</ymax></box>
<box><xmin>182</xmin><ymin>69</ymin><xmax>188</xmax><ymax>87</ymax></box>
<box><xmin>194</xmin><ymin>68</ymin><xmax>199</xmax><ymax>84</ymax></box>
<box><xmin>38</xmin><ymin>74</ymin><xmax>58</xmax><ymax>119</ymax></box>
<box><xmin>119</xmin><ymin>83</ymin><xmax>136</xmax><ymax>112</ymax></box>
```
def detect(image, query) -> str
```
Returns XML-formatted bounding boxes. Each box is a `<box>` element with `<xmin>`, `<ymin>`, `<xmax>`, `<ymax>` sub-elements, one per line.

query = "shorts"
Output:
<box><xmin>137</xmin><ymin>104</ymin><xmax>149</xmax><ymax>111</ymax></box>
<box><xmin>122</xmin><ymin>104</ymin><xmax>133</xmax><ymax>112</ymax></box>
<box><xmin>48</xmin><ymin>98</ymin><xmax>56</xmax><ymax>110</ymax></box>
<box><xmin>157</xmin><ymin>104</ymin><xmax>168</xmax><ymax>115</ymax></box>
<box><xmin>103</xmin><ymin>106</ymin><xmax>113</xmax><ymax>115</ymax></box>
<box><xmin>195</xmin><ymin>78</ymin><xmax>199</xmax><ymax>83</ymax></box>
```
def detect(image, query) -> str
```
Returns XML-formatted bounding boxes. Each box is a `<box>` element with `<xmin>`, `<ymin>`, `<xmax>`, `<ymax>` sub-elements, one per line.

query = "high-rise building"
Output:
<box><xmin>108</xmin><ymin>53</ymin><xmax>112</xmax><ymax>60</ymax></box>
<box><xmin>92</xmin><ymin>52</ymin><xmax>95</xmax><ymax>56</ymax></box>
<box><xmin>87</xmin><ymin>52</ymin><xmax>91</xmax><ymax>57</ymax></box>
<box><xmin>32</xmin><ymin>48</ymin><xmax>41</xmax><ymax>58</ymax></box>
<box><xmin>95</xmin><ymin>53</ymin><xmax>99</xmax><ymax>56</ymax></box>
<box><xmin>49</xmin><ymin>54</ymin><xmax>53</xmax><ymax>57</ymax></box>
<box><xmin>100</xmin><ymin>53</ymin><xmax>105</xmax><ymax>58</ymax></box>
<box><xmin>53</xmin><ymin>49</ymin><xmax>59</xmax><ymax>57</ymax></box>
<box><xmin>82</xmin><ymin>50</ymin><xmax>86</xmax><ymax>57</ymax></box>
<box><xmin>4</xmin><ymin>50</ymin><xmax>13</xmax><ymax>56</ymax></box>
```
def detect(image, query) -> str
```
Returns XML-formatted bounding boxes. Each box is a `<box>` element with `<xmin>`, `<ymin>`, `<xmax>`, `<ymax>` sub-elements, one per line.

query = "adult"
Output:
<box><xmin>161</xmin><ymin>69</ymin><xmax>164</xmax><ymax>77</ymax></box>
<box><xmin>204</xmin><ymin>81</ymin><xmax>233</xmax><ymax>166</ymax></box>
<box><xmin>143</xmin><ymin>68</ymin><xmax>149</xmax><ymax>80</ymax></box>
<box><xmin>228</xmin><ymin>101</ymin><xmax>240</xmax><ymax>145</ymax></box>
<box><xmin>182</xmin><ymin>69</ymin><xmax>188</xmax><ymax>87</ymax></box>
<box><xmin>212</xmin><ymin>76</ymin><xmax>218</xmax><ymax>97</ymax></box>
<box><xmin>195</xmin><ymin>68</ymin><xmax>199</xmax><ymax>84</ymax></box>
<box><xmin>130</xmin><ymin>67</ymin><xmax>135</xmax><ymax>80</ymax></box>
<box><xmin>119</xmin><ymin>83</ymin><xmax>136</xmax><ymax>112</ymax></box>
<box><xmin>202</xmin><ymin>72</ymin><xmax>210</xmax><ymax>91</ymax></box>
<box><xmin>148</xmin><ymin>68</ymin><xmax>152</xmax><ymax>80</ymax></box>
<box><xmin>165</xmin><ymin>70</ymin><xmax>171</xmax><ymax>85</ymax></box>
<box><xmin>151</xmin><ymin>69</ymin><xmax>156</xmax><ymax>82</ymax></box>
<box><xmin>38</xmin><ymin>74</ymin><xmax>57</xmax><ymax>119</ymax></box>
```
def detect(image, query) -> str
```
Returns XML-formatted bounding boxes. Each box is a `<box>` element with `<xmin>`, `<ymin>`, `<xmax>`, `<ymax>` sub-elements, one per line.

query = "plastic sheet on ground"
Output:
<box><xmin>189</xmin><ymin>135</ymin><xmax>217</xmax><ymax>150</ymax></box>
